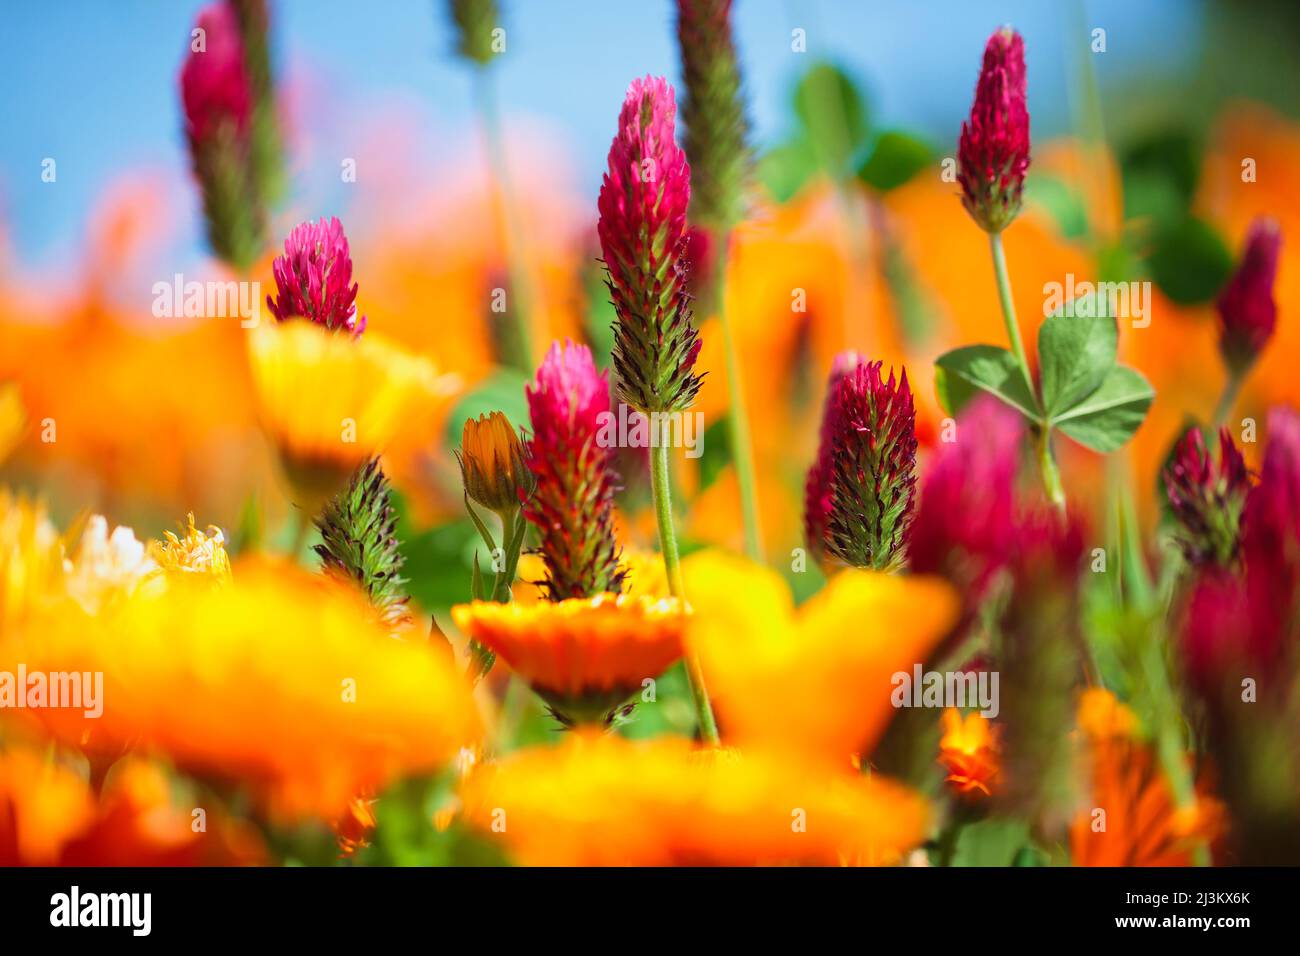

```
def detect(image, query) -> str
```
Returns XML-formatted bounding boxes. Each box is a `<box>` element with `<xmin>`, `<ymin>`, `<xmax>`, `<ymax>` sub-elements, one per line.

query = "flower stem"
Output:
<box><xmin>990</xmin><ymin>231</ymin><xmax>1066</xmax><ymax>511</ymax></box>
<box><xmin>649</xmin><ymin>439</ymin><xmax>720</xmax><ymax>746</ymax></box>
<box><xmin>1212</xmin><ymin>366</ymin><xmax>1245</xmax><ymax>430</ymax></box>
<box><xmin>988</xmin><ymin>231</ymin><xmax>1034</xmax><ymax>399</ymax></box>
<box><xmin>708</xmin><ymin>231</ymin><xmax>764</xmax><ymax>562</ymax></box>
<box><xmin>1037</xmin><ymin>426</ymin><xmax>1067</xmax><ymax>513</ymax></box>
<box><xmin>473</xmin><ymin>67</ymin><xmax>538</xmax><ymax>370</ymax></box>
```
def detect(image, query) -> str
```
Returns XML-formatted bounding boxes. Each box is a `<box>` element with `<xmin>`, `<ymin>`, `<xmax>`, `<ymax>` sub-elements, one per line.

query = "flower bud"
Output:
<box><xmin>958</xmin><ymin>28</ymin><xmax>1030</xmax><ymax>234</ymax></box>
<box><xmin>1218</xmin><ymin>217</ymin><xmax>1282</xmax><ymax>375</ymax></box>
<box><xmin>458</xmin><ymin>411</ymin><xmax>534</xmax><ymax>515</ymax></box>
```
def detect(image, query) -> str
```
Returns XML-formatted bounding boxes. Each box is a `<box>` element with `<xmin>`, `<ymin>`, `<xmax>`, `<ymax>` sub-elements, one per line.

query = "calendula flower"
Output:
<box><xmin>803</xmin><ymin>351</ymin><xmax>860</xmax><ymax>565</ymax></box>
<box><xmin>683</xmin><ymin>550</ymin><xmax>959</xmax><ymax>764</ymax></box>
<box><xmin>1217</xmin><ymin>217</ymin><xmax>1282</xmax><ymax>375</ymax></box>
<box><xmin>823</xmin><ymin>360</ymin><xmax>918</xmax><ymax>571</ymax></box>
<box><xmin>266</xmin><ymin>217</ymin><xmax>367</xmax><ymax>335</ymax></box>
<box><xmin>179</xmin><ymin>1</ymin><xmax>262</xmax><ymax>269</ymax></box>
<box><xmin>938</xmin><ymin>708</ymin><xmax>1000</xmax><ymax>799</ymax></box>
<box><xmin>0</xmin><ymin>491</ymin><xmax>65</xmax><ymax>631</ymax></box>
<box><xmin>598</xmin><ymin>76</ymin><xmax>702</xmax><ymax>414</ymax></box>
<box><xmin>149</xmin><ymin>513</ymin><xmax>232</xmax><ymax>585</ymax></box>
<box><xmin>460</xmin><ymin>732</ymin><xmax>929</xmax><ymax>865</ymax></box>
<box><xmin>333</xmin><ymin>795</ymin><xmax>378</xmax><ymax>860</ymax></box>
<box><xmin>1</xmin><ymin>558</ymin><xmax>482</xmax><ymax>821</ymax></box>
<box><xmin>457</xmin><ymin>411</ymin><xmax>534</xmax><ymax>516</ymax></box>
<box><xmin>247</xmin><ymin>318</ymin><xmax>458</xmax><ymax>510</ymax></box>
<box><xmin>0</xmin><ymin>382</ymin><xmax>26</xmax><ymax>465</ymax></box>
<box><xmin>0</xmin><ymin>746</ymin><xmax>264</xmax><ymax>866</ymax></box>
<box><xmin>523</xmin><ymin>341</ymin><xmax>625</xmax><ymax>599</ymax></box>
<box><xmin>1070</xmin><ymin>690</ymin><xmax>1221</xmax><ymax>866</ymax></box>
<box><xmin>909</xmin><ymin>395</ymin><xmax>1023</xmax><ymax>594</ymax></box>
<box><xmin>675</xmin><ymin>0</ymin><xmax>750</xmax><ymax>233</ymax></box>
<box><xmin>958</xmin><ymin>27</ymin><xmax>1030</xmax><ymax>234</ymax></box>
<box><xmin>451</xmin><ymin>595</ymin><xmax>685</xmax><ymax>725</ymax></box>
<box><xmin>64</xmin><ymin>515</ymin><xmax>158</xmax><ymax>614</ymax></box>
<box><xmin>1163</xmin><ymin>426</ymin><xmax>1250</xmax><ymax>568</ymax></box>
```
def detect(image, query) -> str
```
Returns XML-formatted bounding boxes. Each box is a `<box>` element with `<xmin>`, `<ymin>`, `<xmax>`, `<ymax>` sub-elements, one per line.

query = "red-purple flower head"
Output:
<box><xmin>1182</xmin><ymin>408</ymin><xmax>1300</xmax><ymax>693</ymax></box>
<box><xmin>597</xmin><ymin>76</ymin><xmax>702</xmax><ymax>414</ymax></box>
<box><xmin>822</xmin><ymin>360</ymin><xmax>918</xmax><ymax>571</ymax></box>
<box><xmin>958</xmin><ymin>27</ymin><xmax>1030</xmax><ymax>234</ymax></box>
<box><xmin>803</xmin><ymin>351</ymin><xmax>861</xmax><ymax>564</ymax></box>
<box><xmin>1163</xmin><ymin>426</ymin><xmax>1250</xmax><ymax>568</ymax></box>
<box><xmin>908</xmin><ymin>395</ymin><xmax>1024</xmax><ymax>593</ymax></box>
<box><xmin>1218</xmin><ymin>218</ymin><xmax>1283</xmax><ymax>375</ymax></box>
<box><xmin>180</xmin><ymin>1</ymin><xmax>263</xmax><ymax>269</ymax></box>
<box><xmin>181</xmin><ymin>2</ymin><xmax>252</xmax><ymax>143</ymax></box>
<box><xmin>267</xmin><ymin>217</ymin><xmax>367</xmax><ymax>335</ymax></box>
<box><xmin>524</xmin><ymin>341</ymin><xmax>626</xmax><ymax>599</ymax></box>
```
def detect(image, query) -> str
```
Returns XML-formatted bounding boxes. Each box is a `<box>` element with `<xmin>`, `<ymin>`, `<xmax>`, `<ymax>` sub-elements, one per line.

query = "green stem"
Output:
<box><xmin>991</xmin><ymin>231</ymin><xmax>1066</xmax><ymax>511</ymax></box>
<box><xmin>1212</xmin><ymin>366</ymin><xmax>1245</xmax><ymax>430</ymax></box>
<box><xmin>1037</xmin><ymin>426</ymin><xmax>1067</xmax><ymax>513</ymax></box>
<box><xmin>988</xmin><ymin>232</ymin><xmax>1035</xmax><ymax>399</ymax></box>
<box><xmin>473</xmin><ymin>67</ymin><xmax>538</xmax><ymax>370</ymax></box>
<box><xmin>709</xmin><ymin>232</ymin><xmax>764</xmax><ymax>562</ymax></box>
<box><xmin>649</xmin><ymin>440</ymin><xmax>720</xmax><ymax>746</ymax></box>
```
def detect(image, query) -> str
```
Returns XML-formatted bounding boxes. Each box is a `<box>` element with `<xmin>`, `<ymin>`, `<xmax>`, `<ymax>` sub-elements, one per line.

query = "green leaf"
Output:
<box><xmin>934</xmin><ymin>345</ymin><xmax>1039</xmax><ymax>420</ymax></box>
<box><xmin>1054</xmin><ymin>365</ymin><xmax>1155</xmax><ymax>452</ymax></box>
<box><xmin>757</xmin><ymin>137</ymin><xmax>818</xmax><ymax>203</ymax></box>
<box><xmin>1146</xmin><ymin>215</ymin><xmax>1234</xmax><ymax>305</ymax></box>
<box><xmin>856</xmin><ymin>130</ymin><xmax>933</xmax><ymax>192</ymax></box>
<box><xmin>792</xmin><ymin>62</ymin><xmax>870</xmax><ymax>178</ymax></box>
<box><xmin>1037</xmin><ymin>308</ymin><xmax>1117</xmax><ymax>419</ymax></box>
<box><xmin>949</xmin><ymin>819</ymin><xmax>1034</xmax><ymax>867</ymax></box>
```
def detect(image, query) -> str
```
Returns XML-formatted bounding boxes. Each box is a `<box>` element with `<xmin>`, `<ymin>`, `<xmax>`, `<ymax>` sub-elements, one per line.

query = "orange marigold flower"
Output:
<box><xmin>1070</xmin><ymin>689</ymin><xmax>1222</xmax><ymax>866</ymax></box>
<box><xmin>938</xmin><ymin>708</ymin><xmax>1000</xmax><ymax>799</ymax></box>
<box><xmin>451</xmin><ymin>595</ymin><xmax>685</xmax><ymax>725</ymax></box>
<box><xmin>460</xmin><ymin>732</ymin><xmax>929</xmax><ymax>866</ymax></box>
<box><xmin>2</xmin><ymin>558</ymin><xmax>482</xmax><ymax>821</ymax></box>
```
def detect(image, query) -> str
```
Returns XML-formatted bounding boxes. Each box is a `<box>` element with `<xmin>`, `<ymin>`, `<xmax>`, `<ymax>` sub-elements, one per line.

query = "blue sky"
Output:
<box><xmin>0</xmin><ymin>0</ymin><xmax>1202</xmax><ymax>268</ymax></box>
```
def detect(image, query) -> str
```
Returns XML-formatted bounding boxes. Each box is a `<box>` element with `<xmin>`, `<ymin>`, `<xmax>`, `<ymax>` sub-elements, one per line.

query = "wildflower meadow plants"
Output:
<box><xmin>3</xmin><ymin>2</ymin><xmax>1300</xmax><ymax>920</ymax></box>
